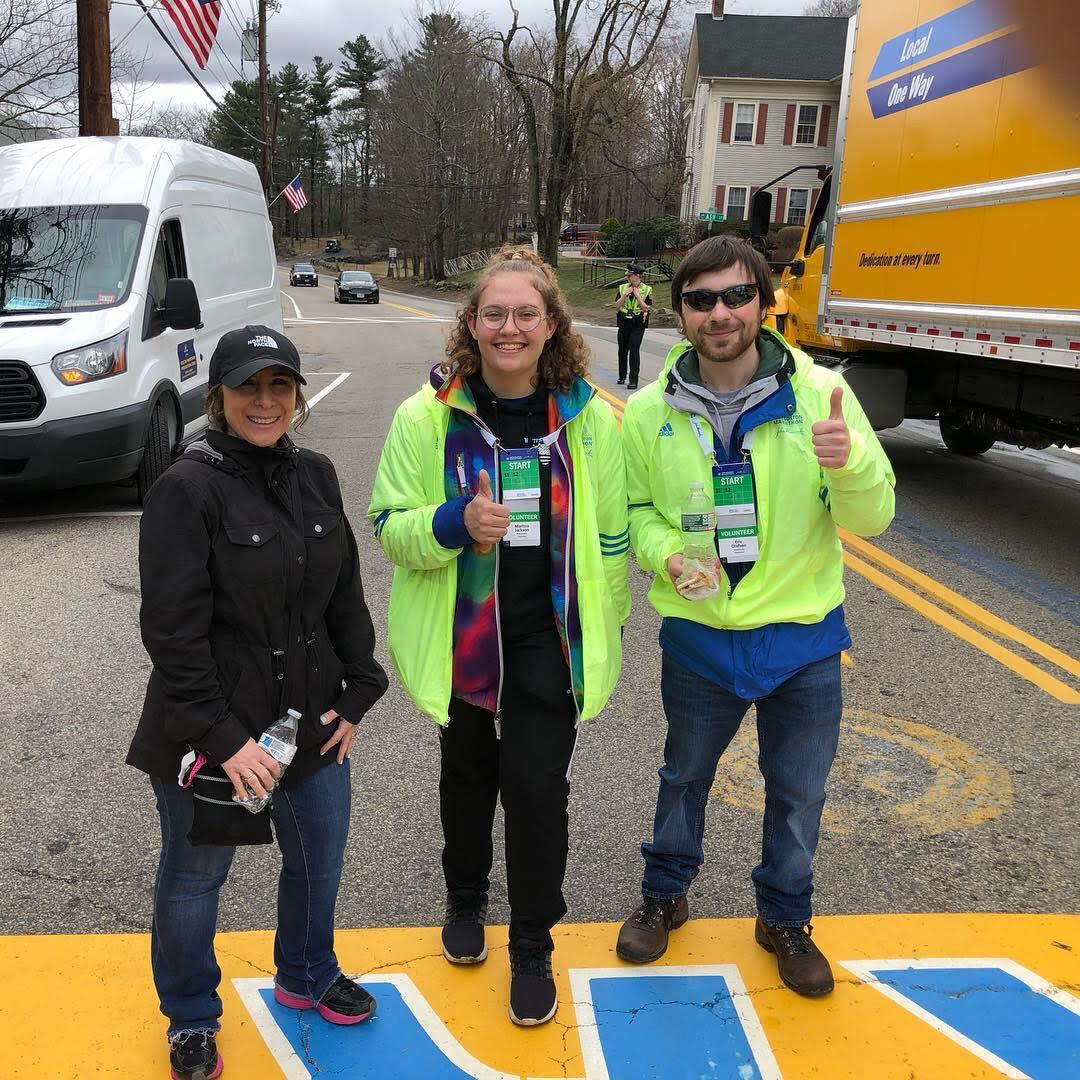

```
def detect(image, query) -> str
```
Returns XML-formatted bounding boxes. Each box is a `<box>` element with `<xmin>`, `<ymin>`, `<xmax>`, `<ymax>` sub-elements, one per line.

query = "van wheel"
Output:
<box><xmin>939</xmin><ymin>415</ymin><xmax>996</xmax><ymax>456</ymax></box>
<box><xmin>136</xmin><ymin>401</ymin><xmax>175</xmax><ymax>502</ymax></box>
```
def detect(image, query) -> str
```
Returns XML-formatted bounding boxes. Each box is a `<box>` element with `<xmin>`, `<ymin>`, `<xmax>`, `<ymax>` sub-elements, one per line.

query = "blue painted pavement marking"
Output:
<box><xmin>867</xmin><ymin>965</ymin><xmax>1080</xmax><ymax>1080</ymax></box>
<box><xmin>589</xmin><ymin>973</ymin><xmax>766</xmax><ymax>1080</ymax></box>
<box><xmin>257</xmin><ymin>986</ymin><xmax>472</xmax><ymax>1079</ymax></box>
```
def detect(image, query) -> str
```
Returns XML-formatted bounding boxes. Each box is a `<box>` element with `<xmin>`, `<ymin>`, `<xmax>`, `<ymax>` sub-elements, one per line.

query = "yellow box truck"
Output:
<box><xmin>752</xmin><ymin>0</ymin><xmax>1080</xmax><ymax>454</ymax></box>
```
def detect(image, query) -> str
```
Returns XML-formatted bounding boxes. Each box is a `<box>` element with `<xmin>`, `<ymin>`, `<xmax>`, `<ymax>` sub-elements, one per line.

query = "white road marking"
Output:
<box><xmin>569</xmin><ymin>965</ymin><xmax>782</xmax><ymax>1080</ymax></box>
<box><xmin>838</xmin><ymin>957</ymin><xmax>1080</xmax><ymax>1080</ymax></box>
<box><xmin>304</xmin><ymin>371</ymin><xmax>351</xmax><ymax>409</ymax></box>
<box><xmin>1</xmin><ymin>373</ymin><xmax>352</xmax><ymax>524</ymax></box>
<box><xmin>285</xmin><ymin>317</ymin><xmax>453</xmax><ymax>325</ymax></box>
<box><xmin>280</xmin><ymin>290</ymin><xmax>303</xmax><ymax>320</ymax></box>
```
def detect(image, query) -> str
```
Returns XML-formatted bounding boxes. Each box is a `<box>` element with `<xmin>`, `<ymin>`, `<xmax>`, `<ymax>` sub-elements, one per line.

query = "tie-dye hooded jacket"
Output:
<box><xmin>368</xmin><ymin>368</ymin><xmax>631</xmax><ymax>725</ymax></box>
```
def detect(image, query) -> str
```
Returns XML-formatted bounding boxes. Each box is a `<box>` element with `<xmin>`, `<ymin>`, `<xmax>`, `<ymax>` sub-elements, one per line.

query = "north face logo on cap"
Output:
<box><xmin>248</xmin><ymin>334</ymin><xmax>278</xmax><ymax>349</ymax></box>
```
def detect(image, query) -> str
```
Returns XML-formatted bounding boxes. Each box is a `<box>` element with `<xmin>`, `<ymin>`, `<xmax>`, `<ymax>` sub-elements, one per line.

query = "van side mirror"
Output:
<box><xmin>163</xmin><ymin>278</ymin><xmax>201</xmax><ymax>330</ymax></box>
<box><xmin>789</xmin><ymin>259</ymin><xmax>806</xmax><ymax>278</ymax></box>
<box><xmin>749</xmin><ymin>190</ymin><xmax>772</xmax><ymax>238</ymax></box>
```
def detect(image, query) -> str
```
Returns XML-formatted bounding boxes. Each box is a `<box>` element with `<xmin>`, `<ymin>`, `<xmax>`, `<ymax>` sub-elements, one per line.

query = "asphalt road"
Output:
<box><xmin>1</xmin><ymin>275</ymin><xmax>1077</xmax><ymax>941</ymax></box>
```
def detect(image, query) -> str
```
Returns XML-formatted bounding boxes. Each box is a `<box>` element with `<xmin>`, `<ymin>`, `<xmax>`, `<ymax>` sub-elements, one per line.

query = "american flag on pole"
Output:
<box><xmin>281</xmin><ymin>177</ymin><xmax>308</xmax><ymax>214</ymax></box>
<box><xmin>161</xmin><ymin>0</ymin><xmax>222</xmax><ymax>70</ymax></box>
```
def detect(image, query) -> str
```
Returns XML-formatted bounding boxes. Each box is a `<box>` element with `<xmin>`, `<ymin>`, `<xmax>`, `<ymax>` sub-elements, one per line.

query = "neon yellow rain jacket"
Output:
<box><xmin>368</xmin><ymin>376</ymin><xmax>631</xmax><ymax>724</ymax></box>
<box><xmin>624</xmin><ymin>331</ymin><xmax>895</xmax><ymax>628</ymax></box>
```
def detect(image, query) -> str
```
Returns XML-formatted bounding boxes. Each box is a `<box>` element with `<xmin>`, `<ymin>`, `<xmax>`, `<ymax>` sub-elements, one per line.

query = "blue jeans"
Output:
<box><xmin>641</xmin><ymin>653</ymin><xmax>842</xmax><ymax>927</ymax></box>
<box><xmin>150</xmin><ymin>760</ymin><xmax>352</xmax><ymax>1035</ymax></box>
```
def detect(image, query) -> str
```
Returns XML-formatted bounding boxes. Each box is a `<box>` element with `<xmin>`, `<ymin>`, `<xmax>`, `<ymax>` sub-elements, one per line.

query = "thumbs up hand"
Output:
<box><xmin>811</xmin><ymin>386</ymin><xmax>851</xmax><ymax>469</ymax></box>
<box><xmin>463</xmin><ymin>468</ymin><xmax>511</xmax><ymax>545</ymax></box>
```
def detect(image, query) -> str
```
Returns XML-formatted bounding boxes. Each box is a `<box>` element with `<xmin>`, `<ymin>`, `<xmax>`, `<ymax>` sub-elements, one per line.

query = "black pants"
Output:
<box><xmin>440</xmin><ymin>631</ymin><xmax>577</xmax><ymax>951</ymax></box>
<box><xmin>617</xmin><ymin>317</ymin><xmax>646</xmax><ymax>383</ymax></box>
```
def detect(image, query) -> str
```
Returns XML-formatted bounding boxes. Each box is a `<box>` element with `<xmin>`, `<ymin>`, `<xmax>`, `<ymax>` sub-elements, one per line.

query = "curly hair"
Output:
<box><xmin>442</xmin><ymin>246</ymin><xmax>590</xmax><ymax>392</ymax></box>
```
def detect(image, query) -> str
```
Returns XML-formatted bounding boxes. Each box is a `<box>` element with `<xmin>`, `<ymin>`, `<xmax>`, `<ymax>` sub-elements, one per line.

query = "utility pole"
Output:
<box><xmin>77</xmin><ymin>0</ymin><xmax>118</xmax><ymax>136</ymax></box>
<box><xmin>259</xmin><ymin>0</ymin><xmax>271</xmax><ymax>195</ymax></box>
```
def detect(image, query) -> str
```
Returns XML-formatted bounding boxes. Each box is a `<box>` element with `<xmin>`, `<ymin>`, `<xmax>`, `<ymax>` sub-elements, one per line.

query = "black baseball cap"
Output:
<box><xmin>208</xmin><ymin>325</ymin><xmax>306</xmax><ymax>389</ymax></box>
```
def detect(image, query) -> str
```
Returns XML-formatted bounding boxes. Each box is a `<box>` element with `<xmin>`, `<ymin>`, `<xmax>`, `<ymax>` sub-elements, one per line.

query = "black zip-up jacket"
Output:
<box><xmin>127</xmin><ymin>429</ymin><xmax>388</xmax><ymax>786</ymax></box>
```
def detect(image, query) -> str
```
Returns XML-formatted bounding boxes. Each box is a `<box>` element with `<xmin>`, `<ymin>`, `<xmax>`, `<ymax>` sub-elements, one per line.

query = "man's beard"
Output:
<box><xmin>688</xmin><ymin>317</ymin><xmax>759</xmax><ymax>365</ymax></box>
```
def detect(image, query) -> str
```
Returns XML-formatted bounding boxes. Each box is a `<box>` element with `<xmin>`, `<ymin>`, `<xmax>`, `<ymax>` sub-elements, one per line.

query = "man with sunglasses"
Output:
<box><xmin>616</xmin><ymin>235</ymin><xmax>895</xmax><ymax>997</ymax></box>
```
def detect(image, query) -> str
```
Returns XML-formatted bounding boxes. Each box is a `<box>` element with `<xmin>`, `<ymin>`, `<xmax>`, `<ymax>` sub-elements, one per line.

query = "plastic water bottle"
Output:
<box><xmin>678</xmin><ymin>482</ymin><xmax>720</xmax><ymax>600</ymax></box>
<box><xmin>236</xmin><ymin>708</ymin><xmax>301</xmax><ymax>814</ymax></box>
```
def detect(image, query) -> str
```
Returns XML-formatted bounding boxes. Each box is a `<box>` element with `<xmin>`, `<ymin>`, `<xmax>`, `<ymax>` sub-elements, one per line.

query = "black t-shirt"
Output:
<box><xmin>467</xmin><ymin>373</ymin><xmax>557</xmax><ymax>643</ymax></box>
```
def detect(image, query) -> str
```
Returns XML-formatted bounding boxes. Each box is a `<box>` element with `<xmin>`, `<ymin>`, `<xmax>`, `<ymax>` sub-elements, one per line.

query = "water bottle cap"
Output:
<box><xmin>287</xmin><ymin>708</ymin><xmax>302</xmax><ymax>719</ymax></box>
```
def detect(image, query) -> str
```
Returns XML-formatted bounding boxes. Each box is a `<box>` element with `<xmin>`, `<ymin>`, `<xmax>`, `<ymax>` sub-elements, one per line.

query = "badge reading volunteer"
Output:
<box><xmin>500</xmin><ymin>447</ymin><xmax>541</xmax><ymax>547</ymax></box>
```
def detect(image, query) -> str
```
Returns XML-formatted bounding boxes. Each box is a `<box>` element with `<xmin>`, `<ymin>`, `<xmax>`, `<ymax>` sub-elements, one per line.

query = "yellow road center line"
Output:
<box><xmin>843</xmin><ymin>551</ymin><xmax>1080</xmax><ymax>704</ymax></box>
<box><xmin>590</xmin><ymin>382</ymin><xmax>626</xmax><ymax>414</ymax></box>
<box><xmin>381</xmin><ymin>299</ymin><xmax>441</xmax><ymax>319</ymax></box>
<box><xmin>840</xmin><ymin>530</ymin><xmax>1080</xmax><ymax>680</ymax></box>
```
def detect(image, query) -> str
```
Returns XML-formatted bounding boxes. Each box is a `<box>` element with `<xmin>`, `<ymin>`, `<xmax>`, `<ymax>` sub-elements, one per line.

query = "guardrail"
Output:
<box><xmin>445</xmin><ymin>248</ymin><xmax>498</xmax><ymax>277</ymax></box>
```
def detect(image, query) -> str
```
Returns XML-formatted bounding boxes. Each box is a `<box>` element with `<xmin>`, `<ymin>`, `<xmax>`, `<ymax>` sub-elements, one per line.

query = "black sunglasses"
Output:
<box><xmin>680</xmin><ymin>284</ymin><xmax>760</xmax><ymax>312</ymax></box>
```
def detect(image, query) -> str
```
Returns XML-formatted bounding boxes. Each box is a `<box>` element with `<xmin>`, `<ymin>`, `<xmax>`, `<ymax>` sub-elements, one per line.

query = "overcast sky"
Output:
<box><xmin>110</xmin><ymin>0</ymin><xmax>814</xmax><ymax>120</ymax></box>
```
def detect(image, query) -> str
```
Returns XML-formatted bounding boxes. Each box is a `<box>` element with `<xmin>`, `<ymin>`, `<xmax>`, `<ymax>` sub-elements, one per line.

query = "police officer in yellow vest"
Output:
<box><xmin>611</xmin><ymin>264</ymin><xmax>653</xmax><ymax>390</ymax></box>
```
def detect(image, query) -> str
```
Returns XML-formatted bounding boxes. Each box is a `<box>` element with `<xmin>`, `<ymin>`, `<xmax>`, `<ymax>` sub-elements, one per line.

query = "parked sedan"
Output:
<box><xmin>334</xmin><ymin>270</ymin><xmax>379</xmax><ymax>304</ymax></box>
<box><xmin>289</xmin><ymin>263</ymin><xmax>318</xmax><ymax>287</ymax></box>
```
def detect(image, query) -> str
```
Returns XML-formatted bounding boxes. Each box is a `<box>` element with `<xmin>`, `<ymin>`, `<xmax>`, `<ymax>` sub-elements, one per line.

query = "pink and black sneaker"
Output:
<box><xmin>274</xmin><ymin>974</ymin><xmax>377</xmax><ymax>1025</ymax></box>
<box><xmin>168</xmin><ymin>1030</ymin><xmax>222</xmax><ymax>1080</ymax></box>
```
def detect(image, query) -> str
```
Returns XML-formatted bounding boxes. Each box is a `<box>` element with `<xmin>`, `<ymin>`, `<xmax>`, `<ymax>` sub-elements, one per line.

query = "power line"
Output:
<box><xmin>131</xmin><ymin>0</ymin><xmax>266</xmax><ymax>144</ymax></box>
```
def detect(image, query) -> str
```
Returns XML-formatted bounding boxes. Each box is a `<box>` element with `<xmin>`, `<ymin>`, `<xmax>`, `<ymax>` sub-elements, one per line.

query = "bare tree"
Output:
<box><xmin>130</xmin><ymin>104</ymin><xmax>211</xmax><ymax>143</ymax></box>
<box><xmin>483</xmin><ymin>0</ymin><xmax>678</xmax><ymax>265</ymax></box>
<box><xmin>803</xmin><ymin>0</ymin><xmax>857</xmax><ymax>16</ymax></box>
<box><xmin>0</xmin><ymin>0</ymin><xmax>77</xmax><ymax>139</ymax></box>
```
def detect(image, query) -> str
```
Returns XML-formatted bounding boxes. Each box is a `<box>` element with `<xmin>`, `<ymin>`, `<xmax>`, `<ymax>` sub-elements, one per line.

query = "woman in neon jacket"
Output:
<box><xmin>368</xmin><ymin>247</ymin><xmax>630</xmax><ymax>1027</ymax></box>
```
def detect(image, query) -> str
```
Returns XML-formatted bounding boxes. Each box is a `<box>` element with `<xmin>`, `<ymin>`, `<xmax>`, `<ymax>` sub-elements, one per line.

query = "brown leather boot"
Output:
<box><xmin>616</xmin><ymin>895</ymin><xmax>690</xmax><ymax>963</ymax></box>
<box><xmin>754</xmin><ymin>917</ymin><xmax>834</xmax><ymax>996</ymax></box>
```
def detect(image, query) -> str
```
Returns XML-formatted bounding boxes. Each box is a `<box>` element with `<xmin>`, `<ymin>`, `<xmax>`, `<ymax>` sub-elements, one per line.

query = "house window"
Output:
<box><xmin>795</xmin><ymin>104</ymin><xmax>819</xmax><ymax>145</ymax></box>
<box><xmin>733</xmin><ymin>103</ymin><xmax>755</xmax><ymax>143</ymax></box>
<box><xmin>787</xmin><ymin>188</ymin><xmax>810</xmax><ymax>226</ymax></box>
<box><xmin>726</xmin><ymin>187</ymin><xmax>748</xmax><ymax>223</ymax></box>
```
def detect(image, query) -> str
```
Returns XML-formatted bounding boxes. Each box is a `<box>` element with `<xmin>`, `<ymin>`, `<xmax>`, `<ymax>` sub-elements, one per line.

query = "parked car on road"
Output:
<box><xmin>334</xmin><ymin>270</ymin><xmax>379</xmax><ymax>304</ymax></box>
<box><xmin>289</xmin><ymin>263</ymin><xmax>318</xmax><ymax>287</ymax></box>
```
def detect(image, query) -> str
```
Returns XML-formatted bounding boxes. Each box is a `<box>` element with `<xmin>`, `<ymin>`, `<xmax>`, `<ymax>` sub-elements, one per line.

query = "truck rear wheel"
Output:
<box><xmin>939</xmin><ymin>415</ymin><xmax>996</xmax><ymax>456</ymax></box>
<box><xmin>136</xmin><ymin>400</ymin><xmax>175</xmax><ymax>502</ymax></box>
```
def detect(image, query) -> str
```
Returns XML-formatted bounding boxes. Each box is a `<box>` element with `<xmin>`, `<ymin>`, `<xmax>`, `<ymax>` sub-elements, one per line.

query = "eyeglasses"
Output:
<box><xmin>476</xmin><ymin>305</ymin><xmax>546</xmax><ymax>332</ymax></box>
<box><xmin>680</xmin><ymin>284</ymin><xmax>760</xmax><ymax>312</ymax></box>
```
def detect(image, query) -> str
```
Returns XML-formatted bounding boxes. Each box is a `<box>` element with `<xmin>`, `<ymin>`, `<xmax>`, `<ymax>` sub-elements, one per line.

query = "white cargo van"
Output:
<box><xmin>0</xmin><ymin>137</ymin><xmax>282</xmax><ymax>499</ymax></box>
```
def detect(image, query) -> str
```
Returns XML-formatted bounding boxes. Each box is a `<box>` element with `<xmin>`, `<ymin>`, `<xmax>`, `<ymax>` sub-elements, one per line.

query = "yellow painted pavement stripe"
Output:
<box><xmin>2</xmin><ymin>915</ymin><xmax>1077</xmax><ymax>1079</ymax></box>
<box><xmin>590</xmin><ymin>381</ymin><xmax>626</xmax><ymax>414</ymax></box>
<box><xmin>380</xmin><ymin>298</ymin><xmax>442</xmax><ymax>319</ymax></box>
<box><xmin>844</xmin><ymin>551</ymin><xmax>1080</xmax><ymax>704</ymax></box>
<box><xmin>840</xmin><ymin>529</ymin><xmax>1080</xmax><ymax>680</ymax></box>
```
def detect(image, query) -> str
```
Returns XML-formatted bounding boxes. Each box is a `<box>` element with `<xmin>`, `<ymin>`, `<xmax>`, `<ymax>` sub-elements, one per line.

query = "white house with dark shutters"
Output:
<box><xmin>681</xmin><ymin>3</ymin><xmax>849</xmax><ymax>228</ymax></box>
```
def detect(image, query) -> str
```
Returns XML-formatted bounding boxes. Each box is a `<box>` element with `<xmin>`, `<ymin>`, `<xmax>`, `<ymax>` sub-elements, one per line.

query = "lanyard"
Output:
<box><xmin>688</xmin><ymin>412</ymin><xmax>755</xmax><ymax>462</ymax></box>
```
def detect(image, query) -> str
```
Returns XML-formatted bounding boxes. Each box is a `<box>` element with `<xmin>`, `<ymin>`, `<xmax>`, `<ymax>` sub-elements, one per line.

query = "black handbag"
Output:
<box><xmin>184</xmin><ymin>755</ymin><xmax>273</xmax><ymax>847</ymax></box>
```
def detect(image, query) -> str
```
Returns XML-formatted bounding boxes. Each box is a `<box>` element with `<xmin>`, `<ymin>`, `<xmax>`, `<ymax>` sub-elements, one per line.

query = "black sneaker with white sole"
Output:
<box><xmin>508</xmin><ymin>942</ymin><xmax>557</xmax><ymax>1026</ymax></box>
<box><xmin>168</xmin><ymin>1031</ymin><xmax>222</xmax><ymax>1080</ymax></box>
<box><xmin>441</xmin><ymin>893</ymin><xmax>488</xmax><ymax>964</ymax></box>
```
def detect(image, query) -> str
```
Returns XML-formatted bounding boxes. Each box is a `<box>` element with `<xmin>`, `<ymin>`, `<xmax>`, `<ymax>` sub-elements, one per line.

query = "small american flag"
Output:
<box><xmin>282</xmin><ymin>177</ymin><xmax>308</xmax><ymax>213</ymax></box>
<box><xmin>161</xmin><ymin>0</ymin><xmax>221</xmax><ymax>70</ymax></box>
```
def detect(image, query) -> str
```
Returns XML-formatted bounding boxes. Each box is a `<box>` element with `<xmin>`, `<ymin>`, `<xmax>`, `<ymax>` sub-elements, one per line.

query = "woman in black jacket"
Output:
<box><xmin>127</xmin><ymin>326</ymin><xmax>388</xmax><ymax>1080</ymax></box>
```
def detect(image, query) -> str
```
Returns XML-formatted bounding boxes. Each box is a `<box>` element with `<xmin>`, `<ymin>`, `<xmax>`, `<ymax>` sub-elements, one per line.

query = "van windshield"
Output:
<box><xmin>0</xmin><ymin>204</ymin><xmax>148</xmax><ymax>315</ymax></box>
